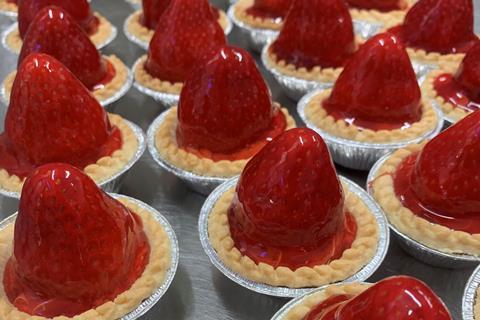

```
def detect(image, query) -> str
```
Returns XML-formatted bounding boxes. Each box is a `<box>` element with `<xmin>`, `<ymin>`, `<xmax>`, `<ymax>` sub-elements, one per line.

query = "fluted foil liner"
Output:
<box><xmin>147</xmin><ymin>110</ymin><xmax>231</xmax><ymax>195</ymax></box>
<box><xmin>0</xmin><ymin>8</ymin><xmax>17</xmax><ymax>19</ymax></box>
<box><xmin>0</xmin><ymin>119</ymin><xmax>146</xmax><ymax>199</ymax></box>
<box><xmin>298</xmin><ymin>89</ymin><xmax>444</xmax><ymax>170</ymax></box>
<box><xmin>353</xmin><ymin>19</ymin><xmax>382</xmax><ymax>39</ymax></box>
<box><xmin>463</xmin><ymin>265</ymin><xmax>480</xmax><ymax>320</ymax></box>
<box><xmin>1</xmin><ymin>22</ymin><xmax>117</xmax><ymax>55</ymax></box>
<box><xmin>227</xmin><ymin>5</ymin><xmax>279</xmax><ymax>53</ymax></box>
<box><xmin>0</xmin><ymin>193</ymin><xmax>179</xmax><ymax>320</ymax></box>
<box><xmin>199</xmin><ymin>176</ymin><xmax>390</xmax><ymax>298</ymax></box>
<box><xmin>125</xmin><ymin>0</ymin><xmax>141</xmax><ymax>10</ymax></box>
<box><xmin>367</xmin><ymin>154</ymin><xmax>480</xmax><ymax>268</ymax></box>
<box><xmin>430</xmin><ymin>99</ymin><xmax>455</xmax><ymax>128</ymax></box>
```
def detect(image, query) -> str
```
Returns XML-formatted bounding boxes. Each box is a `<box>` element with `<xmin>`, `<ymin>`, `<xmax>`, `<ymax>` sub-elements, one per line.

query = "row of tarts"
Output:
<box><xmin>0</xmin><ymin>0</ymin><xmax>479</xmax><ymax>319</ymax></box>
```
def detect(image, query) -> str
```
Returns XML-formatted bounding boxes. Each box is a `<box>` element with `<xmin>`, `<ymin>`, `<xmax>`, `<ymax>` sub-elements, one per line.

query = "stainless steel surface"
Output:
<box><xmin>0</xmin><ymin>1</ymin><xmax>479</xmax><ymax>318</ymax></box>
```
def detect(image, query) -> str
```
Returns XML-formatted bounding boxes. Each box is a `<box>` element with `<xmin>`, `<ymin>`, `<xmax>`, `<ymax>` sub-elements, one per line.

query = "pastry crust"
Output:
<box><xmin>134</xmin><ymin>55</ymin><xmax>183</xmax><ymax>95</ymax></box>
<box><xmin>406</xmin><ymin>47</ymin><xmax>465</xmax><ymax>66</ymax></box>
<box><xmin>125</xmin><ymin>9</ymin><xmax>230</xmax><ymax>45</ymax></box>
<box><xmin>0</xmin><ymin>114</ymin><xmax>140</xmax><ymax>194</ymax></box>
<box><xmin>475</xmin><ymin>288</ymin><xmax>480</xmax><ymax>320</ymax></box>
<box><xmin>349</xmin><ymin>0</ymin><xmax>412</xmax><ymax>26</ymax></box>
<box><xmin>0</xmin><ymin>197</ymin><xmax>171</xmax><ymax>320</ymax></box>
<box><xmin>422</xmin><ymin>64</ymin><xmax>472</xmax><ymax>123</ymax></box>
<box><xmin>154</xmin><ymin>107</ymin><xmax>296</xmax><ymax>178</ymax></box>
<box><xmin>3</xmin><ymin>55</ymin><xmax>129</xmax><ymax>104</ymax></box>
<box><xmin>370</xmin><ymin>143</ymin><xmax>480</xmax><ymax>255</ymax></box>
<box><xmin>283</xmin><ymin>283</ymin><xmax>370</xmax><ymax>320</ymax></box>
<box><xmin>264</xmin><ymin>40</ymin><xmax>362</xmax><ymax>83</ymax></box>
<box><xmin>303</xmin><ymin>89</ymin><xmax>439</xmax><ymax>143</ymax></box>
<box><xmin>208</xmin><ymin>183</ymin><xmax>379</xmax><ymax>288</ymax></box>
<box><xmin>4</xmin><ymin>13</ymin><xmax>114</xmax><ymax>54</ymax></box>
<box><xmin>233</xmin><ymin>0</ymin><xmax>284</xmax><ymax>30</ymax></box>
<box><xmin>0</xmin><ymin>0</ymin><xmax>16</xmax><ymax>14</ymax></box>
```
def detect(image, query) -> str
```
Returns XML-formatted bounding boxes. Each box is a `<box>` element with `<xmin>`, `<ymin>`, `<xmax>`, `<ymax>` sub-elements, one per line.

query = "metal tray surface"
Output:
<box><xmin>1</xmin><ymin>1</ymin><xmax>479</xmax><ymax>318</ymax></box>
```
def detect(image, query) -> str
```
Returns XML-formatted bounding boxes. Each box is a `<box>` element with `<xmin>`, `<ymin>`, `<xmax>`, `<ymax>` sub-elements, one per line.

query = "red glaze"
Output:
<box><xmin>141</xmin><ymin>0</ymin><xmax>171</xmax><ymax>29</ymax></box>
<box><xmin>388</xmin><ymin>0</ymin><xmax>479</xmax><ymax>54</ymax></box>
<box><xmin>434</xmin><ymin>74</ymin><xmax>480</xmax><ymax>112</ymax></box>
<box><xmin>303</xmin><ymin>276</ymin><xmax>452</xmax><ymax>320</ymax></box>
<box><xmin>18</xmin><ymin>6</ymin><xmax>109</xmax><ymax>90</ymax></box>
<box><xmin>18</xmin><ymin>0</ymin><xmax>99</xmax><ymax>38</ymax></box>
<box><xmin>455</xmin><ymin>42</ymin><xmax>480</xmax><ymax>101</ymax></box>
<box><xmin>145</xmin><ymin>0</ymin><xmax>226</xmax><ymax>83</ymax></box>
<box><xmin>271</xmin><ymin>0</ymin><xmax>355</xmax><ymax>69</ymax></box>
<box><xmin>0</xmin><ymin>53</ymin><xmax>122</xmax><ymax>179</ymax></box>
<box><xmin>228</xmin><ymin>128</ymin><xmax>357</xmax><ymax>270</ymax></box>
<box><xmin>346</xmin><ymin>0</ymin><xmax>404</xmax><ymax>11</ymax></box>
<box><xmin>7</xmin><ymin>0</ymin><xmax>17</xmax><ymax>4</ymax></box>
<box><xmin>390</xmin><ymin>110</ymin><xmax>480</xmax><ymax>233</ymax></box>
<box><xmin>246</xmin><ymin>0</ymin><xmax>293</xmax><ymax>20</ymax></box>
<box><xmin>3</xmin><ymin>163</ymin><xmax>150</xmax><ymax>318</ymax></box>
<box><xmin>323</xmin><ymin>32</ymin><xmax>421</xmax><ymax>130</ymax></box>
<box><xmin>177</xmin><ymin>46</ymin><xmax>287</xmax><ymax>159</ymax></box>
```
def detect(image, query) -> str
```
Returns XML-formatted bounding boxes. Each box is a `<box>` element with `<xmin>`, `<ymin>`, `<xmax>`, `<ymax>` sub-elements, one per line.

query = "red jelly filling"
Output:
<box><xmin>433</xmin><ymin>73</ymin><xmax>480</xmax><ymax>112</ymax></box>
<box><xmin>92</xmin><ymin>59</ymin><xmax>117</xmax><ymax>91</ymax></box>
<box><xmin>393</xmin><ymin>153</ymin><xmax>480</xmax><ymax>233</ymax></box>
<box><xmin>228</xmin><ymin>206</ymin><xmax>357</xmax><ymax>270</ymax></box>
<box><xmin>245</xmin><ymin>0</ymin><xmax>292</xmax><ymax>20</ymax></box>
<box><xmin>0</xmin><ymin>128</ymin><xmax>122</xmax><ymax>179</ymax></box>
<box><xmin>179</xmin><ymin>110</ymin><xmax>287</xmax><ymax>162</ymax></box>
<box><xmin>303</xmin><ymin>294</ymin><xmax>353</xmax><ymax>320</ymax></box>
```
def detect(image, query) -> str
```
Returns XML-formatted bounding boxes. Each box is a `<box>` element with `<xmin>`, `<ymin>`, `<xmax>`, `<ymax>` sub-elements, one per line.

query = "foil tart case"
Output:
<box><xmin>147</xmin><ymin>110</ymin><xmax>231</xmax><ymax>195</ymax></box>
<box><xmin>123</xmin><ymin>11</ymin><xmax>233</xmax><ymax>51</ymax></box>
<box><xmin>227</xmin><ymin>5</ymin><xmax>279</xmax><ymax>53</ymax></box>
<box><xmin>0</xmin><ymin>8</ymin><xmax>17</xmax><ymax>19</ymax></box>
<box><xmin>198</xmin><ymin>176</ymin><xmax>390</xmax><ymax>298</ymax></box>
<box><xmin>352</xmin><ymin>19</ymin><xmax>383</xmax><ymax>39</ymax></box>
<box><xmin>261</xmin><ymin>41</ymin><xmax>333</xmax><ymax>101</ymax></box>
<box><xmin>430</xmin><ymin>99</ymin><xmax>456</xmax><ymax>128</ymax></box>
<box><xmin>367</xmin><ymin>153</ymin><xmax>480</xmax><ymax>269</ymax></box>
<box><xmin>1</xmin><ymin>22</ymin><xmax>118</xmax><ymax>55</ymax></box>
<box><xmin>0</xmin><ymin>119</ymin><xmax>146</xmax><ymax>200</ymax></box>
<box><xmin>125</xmin><ymin>0</ymin><xmax>141</xmax><ymax>10</ymax></box>
<box><xmin>463</xmin><ymin>264</ymin><xmax>480</xmax><ymax>320</ymax></box>
<box><xmin>0</xmin><ymin>193</ymin><xmax>179</xmax><ymax>320</ymax></box>
<box><xmin>297</xmin><ymin>89</ymin><xmax>444</xmax><ymax>171</ymax></box>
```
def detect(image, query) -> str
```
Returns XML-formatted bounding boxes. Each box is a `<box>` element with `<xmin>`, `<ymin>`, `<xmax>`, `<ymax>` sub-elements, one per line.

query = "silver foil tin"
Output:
<box><xmin>227</xmin><ymin>5</ymin><xmax>279</xmax><ymax>53</ymax></box>
<box><xmin>1</xmin><ymin>22</ymin><xmax>118</xmax><ymax>55</ymax></box>
<box><xmin>0</xmin><ymin>119</ymin><xmax>146</xmax><ymax>199</ymax></box>
<box><xmin>198</xmin><ymin>176</ymin><xmax>390</xmax><ymax>298</ymax></box>
<box><xmin>125</xmin><ymin>0</ymin><xmax>141</xmax><ymax>10</ymax></box>
<box><xmin>462</xmin><ymin>264</ymin><xmax>480</xmax><ymax>320</ymax></box>
<box><xmin>271</xmin><ymin>281</ymin><xmax>370</xmax><ymax>320</ymax></box>
<box><xmin>132</xmin><ymin>57</ymin><xmax>180</xmax><ymax>108</ymax></box>
<box><xmin>123</xmin><ymin>10</ymin><xmax>233</xmax><ymax>51</ymax></box>
<box><xmin>297</xmin><ymin>89</ymin><xmax>444</xmax><ymax>170</ymax></box>
<box><xmin>0</xmin><ymin>60</ymin><xmax>133</xmax><ymax>109</ymax></box>
<box><xmin>430</xmin><ymin>99</ymin><xmax>456</xmax><ymax>128</ymax></box>
<box><xmin>367</xmin><ymin>153</ymin><xmax>480</xmax><ymax>269</ymax></box>
<box><xmin>353</xmin><ymin>19</ymin><xmax>383</xmax><ymax>39</ymax></box>
<box><xmin>0</xmin><ymin>193</ymin><xmax>179</xmax><ymax>320</ymax></box>
<box><xmin>147</xmin><ymin>110</ymin><xmax>231</xmax><ymax>195</ymax></box>
<box><xmin>0</xmin><ymin>8</ymin><xmax>17</xmax><ymax>19</ymax></box>
<box><xmin>261</xmin><ymin>41</ymin><xmax>333</xmax><ymax>101</ymax></box>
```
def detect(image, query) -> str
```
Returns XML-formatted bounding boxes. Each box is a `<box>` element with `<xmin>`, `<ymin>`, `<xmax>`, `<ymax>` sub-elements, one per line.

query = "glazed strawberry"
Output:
<box><xmin>18</xmin><ymin>6</ymin><xmax>109</xmax><ymax>90</ymax></box>
<box><xmin>271</xmin><ymin>0</ymin><xmax>355</xmax><ymax>69</ymax></box>
<box><xmin>228</xmin><ymin>128</ymin><xmax>357</xmax><ymax>269</ymax></box>
<box><xmin>304</xmin><ymin>276</ymin><xmax>451</xmax><ymax>319</ymax></box>
<box><xmin>346</xmin><ymin>0</ymin><xmax>404</xmax><ymax>12</ymax></box>
<box><xmin>18</xmin><ymin>0</ymin><xmax>99</xmax><ymax>39</ymax></box>
<box><xmin>246</xmin><ymin>0</ymin><xmax>294</xmax><ymax>19</ymax></box>
<box><xmin>141</xmin><ymin>0</ymin><xmax>171</xmax><ymax>29</ymax></box>
<box><xmin>176</xmin><ymin>46</ymin><xmax>287</xmax><ymax>158</ymax></box>
<box><xmin>0</xmin><ymin>53</ymin><xmax>122</xmax><ymax>178</ymax></box>
<box><xmin>323</xmin><ymin>32</ymin><xmax>421</xmax><ymax>130</ymax></box>
<box><xmin>144</xmin><ymin>0</ymin><xmax>226</xmax><ymax>83</ymax></box>
<box><xmin>454</xmin><ymin>42</ymin><xmax>480</xmax><ymax>101</ymax></box>
<box><xmin>389</xmin><ymin>0</ymin><xmax>478</xmax><ymax>54</ymax></box>
<box><xmin>3</xmin><ymin>163</ymin><xmax>149</xmax><ymax>317</ymax></box>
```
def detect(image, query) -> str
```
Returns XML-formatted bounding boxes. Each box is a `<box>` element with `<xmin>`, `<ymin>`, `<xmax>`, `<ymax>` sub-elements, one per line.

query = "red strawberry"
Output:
<box><xmin>3</xmin><ymin>163</ymin><xmax>150</xmax><ymax>318</ymax></box>
<box><xmin>323</xmin><ymin>32</ymin><xmax>421</xmax><ymax>129</ymax></box>
<box><xmin>18</xmin><ymin>0</ymin><xmax>99</xmax><ymax>39</ymax></box>
<box><xmin>389</xmin><ymin>0</ymin><xmax>478</xmax><ymax>54</ymax></box>
<box><xmin>176</xmin><ymin>45</ymin><xmax>286</xmax><ymax>156</ymax></box>
<box><xmin>0</xmin><ymin>53</ymin><xmax>122</xmax><ymax>178</ymax></box>
<box><xmin>409</xmin><ymin>109</ymin><xmax>480</xmax><ymax>221</ymax></box>
<box><xmin>304</xmin><ymin>276</ymin><xmax>451</xmax><ymax>319</ymax></box>
<box><xmin>18</xmin><ymin>6</ymin><xmax>108</xmax><ymax>90</ymax></box>
<box><xmin>228</xmin><ymin>128</ymin><xmax>357</xmax><ymax>269</ymax></box>
<box><xmin>144</xmin><ymin>0</ymin><xmax>226</xmax><ymax>83</ymax></box>
<box><xmin>271</xmin><ymin>0</ymin><xmax>355</xmax><ymax>69</ymax></box>
<box><xmin>246</xmin><ymin>0</ymin><xmax>294</xmax><ymax>19</ymax></box>
<box><xmin>345</xmin><ymin>0</ymin><xmax>403</xmax><ymax>12</ymax></box>
<box><xmin>455</xmin><ymin>42</ymin><xmax>480</xmax><ymax>101</ymax></box>
<box><xmin>7</xmin><ymin>0</ymin><xmax>17</xmax><ymax>4</ymax></box>
<box><xmin>140</xmin><ymin>0</ymin><xmax>171</xmax><ymax>30</ymax></box>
